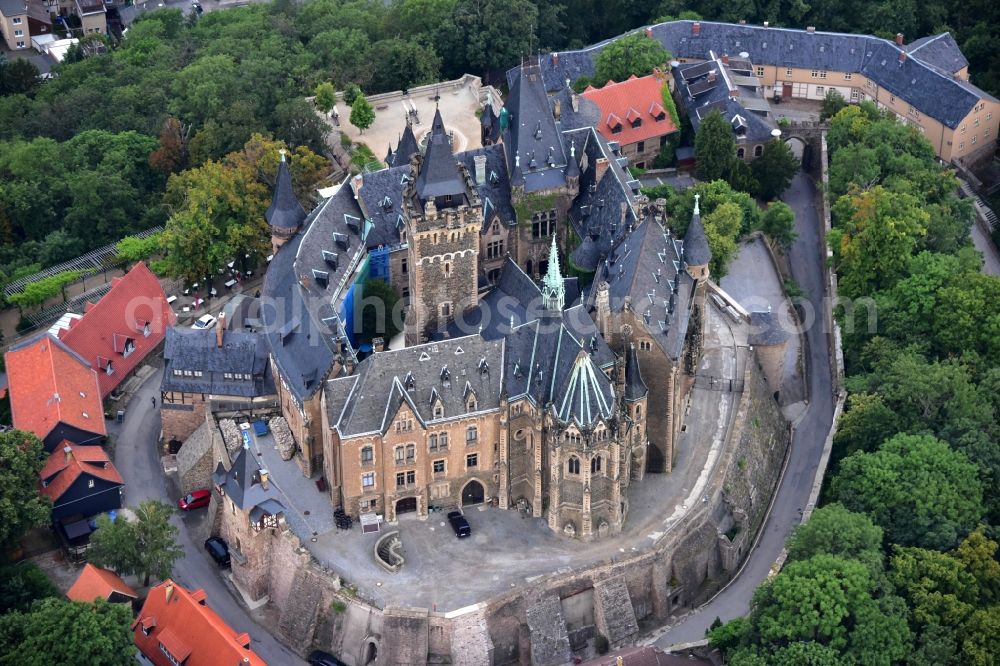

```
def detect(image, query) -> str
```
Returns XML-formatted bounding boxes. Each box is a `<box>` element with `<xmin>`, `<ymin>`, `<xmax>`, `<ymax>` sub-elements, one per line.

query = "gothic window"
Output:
<box><xmin>531</xmin><ymin>214</ymin><xmax>555</xmax><ymax>239</ymax></box>
<box><xmin>361</xmin><ymin>446</ymin><xmax>373</xmax><ymax>465</ymax></box>
<box><xmin>754</xmin><ymin>145</ymin><xmax>763</xmax><ymax>157</ymax></box>
<box><xmin>486</xmin><ymin>240</ymin><xmax>504</xmax><ymax>259</ymax></box>
<box><xmin>591</xmin><ymin>456</ymin><xmax>602</xmax><ymax>474</ymax></box>
<box><xmin>567</xmin><ymin>456</ymin><xmax>580</xmax><ymax>475</ymax></box>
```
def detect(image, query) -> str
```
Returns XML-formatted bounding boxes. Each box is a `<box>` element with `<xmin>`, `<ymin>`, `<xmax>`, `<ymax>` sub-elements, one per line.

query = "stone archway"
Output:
<box><xmin>784</xmin><ymin>136</ymin><xmax>806</xmax><ymax>161</ymax></box>
<box><xmin>461</xmin><ymin>479</ymin><xmax>485</xmax><ymax>506</ymax></box>
<box><xmin>395</xmin><ymin>496</ymin><xmax>418</xmax><ymax>515</ymax></box>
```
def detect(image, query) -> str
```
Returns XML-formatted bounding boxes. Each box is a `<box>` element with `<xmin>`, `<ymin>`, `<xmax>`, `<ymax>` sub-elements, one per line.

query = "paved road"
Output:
<box><xmin>113</xmin><ymin>370</ymin><xmax>304</xmax><ymax>665</ymax></box>
<box><xmin>971</xmin><ymin>219</ymin><xmax>1000</xmax><ymax>276</ymax></box>
<box><xmin>655</xmin><ymin>172</ymin><xmax>836</xmax><ymax>645</ymax></box>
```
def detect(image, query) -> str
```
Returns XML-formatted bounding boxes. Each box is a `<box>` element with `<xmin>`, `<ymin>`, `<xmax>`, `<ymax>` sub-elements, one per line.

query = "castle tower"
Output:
<box><xmin>622</xmin><ymin>343</ymin><xmax>649</xmax><ymax>483</ymax></box>
<box><xmin>541</xmin><ymin>236</ymin><xmax>565</xmax><ymax>311</ymax></box>
<box><xmin>266</xmin><ymin>149</ymin><xmax>306</xmax><ymax>256</ymax></box>
<box><xmin>403</xmin><ymin>108</ymin><xmax>482</xmax><ymax>345</ymax></box>
<box><xmin>683</xmin><ymin>194</ymin><xmax>712</xmax><ymax>284</ymax></box>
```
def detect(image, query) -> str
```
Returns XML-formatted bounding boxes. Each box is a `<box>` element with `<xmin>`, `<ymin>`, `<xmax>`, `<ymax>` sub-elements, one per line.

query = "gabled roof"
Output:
<box><xmin>161</xmin><ymin>327</ymin><xmax>274</xmax><ymax>398</ymax></box>
<box><xmin>504</xmin><ymin>58</ymin><xmax>568</xmax><ymax>192</ymax></box>
<box><xmin>415</xmin><ymin>108</ymin><xmax>466</xmax><ymax>200</ymax></box>
<box><xmin>265</xmin><ymin>153</ymin><xmax>307</xmax><ymax>231</ymax></box>
<box><xmin>0</xmin><ymin>0</ymin><xmax>26</xmax><ymax>16</ymax></box>
<box><xmin>132</xmin><ymin>580</ymin><xmax>266</xmax><ymax>666</ymax></box>
<box><xmin>582</xmin><ymin>74</ymin><xmax>679</xmax><ymax>146</ymax></box>
<box><xmin>212</xmin><ymin>443</ymin><xmax>283</xmax><ymax>515</ymax></box>
<box><xmin>67</xmin><ymin>563</ymin><xmax>136</xmax><ymax>603</ymax></box>
<box><xmin>58</xmin><ymin>262</ymin><xmax>176</xmax><ymax>397</ymax></box>
<box><xmin>5</xmin><ymin>334</ymin><xmax>106</xmax><ymax>443</ymax></box>
<box><xmin>39</xmin><ymin>443</ymin><xmax>123</xmax><ymax>503</ymax></box>
<box><xmin>905</xmin><ymin>32</ymin><xmax>968</xmax><ymax>76</ymax></box>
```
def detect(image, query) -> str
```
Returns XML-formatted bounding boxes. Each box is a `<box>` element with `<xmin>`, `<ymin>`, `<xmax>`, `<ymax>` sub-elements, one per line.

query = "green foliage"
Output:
<box><xmin>832</xmin><ymin>433</ymin><xmax>984</xmax><ymax>550</ymax></box>
<box><xmin>786</xmin><ymin>503</ymin><xmax>885</xmax><ymax>576</ymax></box>
<box><xmin>450</xmin><ymin>0</ymin><xmax>538</xmax><ymax>79</ymax></box>
<box><xmin>0</xmin><ymin>430</ymin><xmax>51</xmax><ymax>552</ymax></box>
<box><xmin>342</xmin><ymin>83</ymin><xmax>363</xmax><ymax>106</ymax></box>
<box><xmin>751</xmin><ymin>139</ymin><xmax>799</xmax><ymax>200</ymax></box>
<box><xmin>350</xmin><ymin>95</ymin><xmax>376</xmax><ymax>134</ymax></box>
<box><xmin>820</xmin><ymin>89</ymin><xmax>848</xmax><ymax>120</ymax></box>
<box><xmin>0</xmin><ymin>59</ymin><xmax>41</xmax><ymax>97</ymax></box>
<box><xmin>116</xmin><ymin>233</ymin><xmax>163</xmax><ymax>264</ymax></box>
<box><xmin>350</xmin><ymin>142</ymin><xmax>382</xmax><ymax>172</ymax></box>
<box><xmin>660</xmin><ymin>81</ymin><xmax>681</xmax><ymax>131</ymax></box>
<box><xmin>593</xmin><ymin>32</ymin><xmax>670</xmax><ymax>85</ymax></box>
<box><xmin>0</xmin><ymin>562</ymin><xmax>58</xmax><ymax>614</ymax></box>
<box><xmin>88</xmin><ymin>500</ymin><xmax>184</xmax><ymax>587</ymax></box>
<box><xmin>0</xmin><ymin>597</ymin><xmax>135</xmax><ymax>665</ymax></box>
<box><xmin>314</xmin><ymin>81</ymin><xmax>336</xmax><ymax>114</ymax></box>
<box><xmin>359</xmin><ymin>278</ymin><xmax>401</xmax><ymax>343</ymax></box>
<box><xmin>513</xmin><ymin>193</ymin><xmax>558</xmax><ymax>226</ymax></box>
<box><xmin>7</xmin><ymin>270</ymin><xmax>84</xmax><ymax>309</ymax></box>
<box><xmin>694</xmin><ymin>110</ymin><xmax>736</xmax><ymax>183</ymax></box>
<box><xmin>761</xmin><ymin>201</ymin><xmax>796</xmax><ymax>247</ymax></box>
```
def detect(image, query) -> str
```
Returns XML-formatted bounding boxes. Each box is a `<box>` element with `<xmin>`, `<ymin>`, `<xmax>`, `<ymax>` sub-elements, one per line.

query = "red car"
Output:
<box><xmin>178</xmin><ymin>489</ymin><xmax>211</xmax><ymax>510</ymax></box>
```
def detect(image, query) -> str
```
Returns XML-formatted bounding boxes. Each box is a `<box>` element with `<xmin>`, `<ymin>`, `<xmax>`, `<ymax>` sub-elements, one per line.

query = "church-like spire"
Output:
<box><xmin>265</xmin><ymin>148</ymin><xmax>306</xmax><ymax>232</ymax></box>
<box><xmin>415</xmin><ymin>108</ymin><xmax>465</xmax><ymax>202</ymax></box>
<box><xmin>683</xmin><ymin>193</ymin><xmax>712</xmax><ymax>268</ymax></box>
<box><xmin>541</xmin><ymin>236</ymin><xmax>565</xmax><ymax>311</ymax></box>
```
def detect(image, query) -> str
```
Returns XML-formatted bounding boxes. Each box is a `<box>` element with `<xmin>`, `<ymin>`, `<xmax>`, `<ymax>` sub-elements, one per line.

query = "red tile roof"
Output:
<box><xmin>5</xmin><ymin>335</ymin><xmax>106</xmax><ymax>443</ymax></box>
<box><xmin>581</xmin><ymin>74</ymin><xmax>680</xmax><ymax>147</ymax></box>
<box><xmin>39</xmin><ymin>443</ymin><xmax>123</xmax><ymax>503</ymax></box>
<box><xmin>59</xmin><ymin>262</ymin><xmax>176</xmax><ymax>397</ymax></box>
<box><xmin>67</xmin><ymin>563</ymin><xmax>136</xmax><ymax>603</ymax></box>
<box><xmin>132</xmin><ymin>580</ymin><xmax>267</xmax><ymax>666</ymax></box>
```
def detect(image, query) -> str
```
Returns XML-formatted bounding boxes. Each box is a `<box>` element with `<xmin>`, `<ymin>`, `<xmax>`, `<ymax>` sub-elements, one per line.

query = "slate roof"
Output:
<box><xmin>212</xmin><ymin>442</ymin><xmax>284</xmax><ymax>515</ymax></box>
<box><xmin>905</xmin><ymin>32</ymin><xmax>968</xmax><ymax>75</ymax></box>
<box><xmin>39</xmin><ymin>443</ymin><xmax>123</xmax><ymax>504</ymax></box>
<box><xmin>749</xmin><ymin>309</ymin><xmax>790</xmax><ymax>346</ymax></box>
<box><xmin>535</xmin><ymin>20</ymin><xmax>994</xmax><ymax>130</ymax></box>
<box><xmin>415</xmin><ymin>108</ymin><xmax>466</xmax><ymax>200</ymax></box>
<box><xmin>673</xmin><ymin>58</ymin><xmax>777</xmax><ymax>144</ymax></box>
<box><xmin>504</xmin><ymin>59</ymin><xmax>568</xmax><ymax>192</ymax></box>
<box><xmin>325</xmin><ymin>335</ymin><xmax>504</xmax><ymax>438</ymax></box>
<box><xmin>67</xmin><ymin>564</ymin><xmax>137</xmax><ymax>603</ymax></box>
<box><xmin>133</xmin><ymin>580</ymin><xmax>266</xmax><ymax>666</ymax></box>
<box><xmin>162</xmin><ymin>327</ymin><xmax>274</xmax><ymax>398</ymax></box>
<box><xmin>390</xmin><ymin>123</ymin><xmax>420</xmax><ymax>168</ymax></box>
<box><xmin>459</xmin><ymin>144</ymin><xmax>516</xmax><ymax>229</ymax></box>
<box><xmin>265</xmin><ymin>156</ymin><xmax>307</xmax><ymax>231</ymax></box>
<box><xmin>582</xmin><ymin>74</ymin><xmax>679</xmax><ymax>146</ymax></box>
<box><xmin>623</xmin><ymin>343</ymin><xmax>647</xmax><ymax>402</ymax></box>
<box><xmin>683</xmin><ymin>204</ymin><xmax>712</xmax><ymax>266</ymax></box>
<box><xmin>352</xmin><ymin>165</ymin><xmax>408</xmax><ymax>248</ymax></box>
<box><xmin>6</xmin><ymin>333</ymin><xmax>106</xmax><ymax>443</ymax></box>
<box><xmin>0</xmin><ymin>0</ymin><xmax>26</xmax><ymax>16</ymax></box>
<box><xmin>261</xmin><ymin>183</ymin><xmax>365</xmax><ymax>406</ymax></box>
<box><xmin>58</xmin><ymin>262</ymin><xmax>176</xmax><ymax>397</ymax></box>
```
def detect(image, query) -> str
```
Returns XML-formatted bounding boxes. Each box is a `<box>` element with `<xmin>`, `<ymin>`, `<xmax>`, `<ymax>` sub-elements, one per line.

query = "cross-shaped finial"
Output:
<box><xmin>693</xmin><ymin>193</ymin><xmax>700</xmax><ymax>215</ymax></box>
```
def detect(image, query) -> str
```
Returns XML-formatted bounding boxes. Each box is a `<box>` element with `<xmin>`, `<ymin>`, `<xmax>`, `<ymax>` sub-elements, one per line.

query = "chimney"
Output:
<box><xmin>721</xmin><ymin>53</ymin><xmax>729</xmax><ymax>65</ymax></box>
<box><xmin>551</xmin><ymin>52</ymin><xmax>559</xmax><ymax>66</ymax></box>
<box><xmin>729</xmin><ymin>88</ymin><xmax>740</xmax><ymax>98</ymax></box>
<box><xmin>216</xmin><ymin>311</ymin><xmax>226</xmax><ymax>347</ymax></box>
<box><xmin>595</xmin><ymin>157</ymin><xmax>609</xmax><ymax>184</ymax></box>
<box><xmin>707</xmin><ymin>72</ymin><xmax>717</xmax><ymax>83</ymax></box>
<box><xmin>692</xmin><ymin>21</ymin><xmax>700</xmax><ymax>36</ymax></box>
<box><xmin>473</xmin><ymin>155</ymin><xmax>487</xmax><ymax>184</ymax></box>
<box><xmin>259</xmin><ymin>469</ymin><xmax>269</xmax><ymax>490</ymax></box>
<box><xmin>164</xmin><ymin>582</ymin><xmax>174</xmax><ymax>603</ymax></box>
<box><xmin>806</xmin><ymin>26</ymin><xmax>816</xmax><ymax>33</ymax></box>
<box><xmin>63</xmin><ymin>445</ymin><xmax>72</xmax><ymax>462</ymax></box>
<box><xmin>645</xmin><ymin>27</ymin><xmax>653</xmax><ymax>38</ymax></box>
<box><xmin>373</xmin><ymin>336</ymin><xmax>385</xmax><ymax>353</ymax></box>
<box><xmin>895</xmin><ymin>33</ymin><xmax>904</xmax><ymax>46</ymax></box>
<box><xmin>763</xmin><ymin>20</ymin><xmax>769</xmax><ymax>28</ymax></box>
<box><xmin>899</xmin><ymin>51</ymin><xmax>907</xmax><ymax>62</ymax></box>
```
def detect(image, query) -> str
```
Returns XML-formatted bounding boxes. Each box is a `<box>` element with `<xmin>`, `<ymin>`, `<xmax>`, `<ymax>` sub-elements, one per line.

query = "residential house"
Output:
<box><xmin>58</xmin><ymin>262</ymin><xmax>176</xmax><ymax>398</ymax></box>
<box><xmin>132</xmin><ymin>580</ymin><xmax>267</xmax><ymax>666</ymax></box>
<box><xmin>73</xmin><ymin>0</ymin><xmax>103</xmax><ymax>35</ymax></box>
<box><xmin>581</xmin><ymin>73</ymin><xmax>680</xmax><ymax>167</ymax></box>
<box><xmin>160</xmin><ymin>322</ymin><xmax>275</xmax><ymax>442</ymax></box>
<box><xmin>39</xmin><ymin>442</ymin><xmax>123</xmax><ymax>522</ymax></box>
<box><xmin>5</xmin><ymin>333</ymin><xmax>106</xmax><ymax>451</ymax></box>
<box><xmin>0</xmin><ymin>0</ymin><xmax>28</xmax><ymax>50</ymax></box>
<box><xmin>66</xmin><ymin>563</ymin><xmax>137</xmax><ymax>604</ymax></box>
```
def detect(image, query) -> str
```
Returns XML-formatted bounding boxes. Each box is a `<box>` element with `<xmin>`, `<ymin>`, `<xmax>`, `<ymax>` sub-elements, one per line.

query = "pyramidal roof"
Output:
<box><xmin>624</xmin><ymin>343</ymin><xmax>647</xmax><ymax>402</ymax></box>
<box><xmin>683</xmin><ymin>194</ymin><xmax>711</xmax><ymax>266</ymax></box>
<box><xmin>415</xmin><ymin>108</ymin><xmax>465</xmax><ymax>200</ymax></box>
<box><xmin>265</xmin><ymin>150</ymin><xmax>307</xmax><ymax>231</ymax></box>
<box><xmin>392</xmin><ymin>122</ymin><xmax>419</xmax><ymax>168</ymax></box>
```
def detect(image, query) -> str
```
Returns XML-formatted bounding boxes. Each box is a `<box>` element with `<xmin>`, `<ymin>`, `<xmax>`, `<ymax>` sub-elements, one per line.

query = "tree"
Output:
<box><xmin>702</xmin><ymin>201</ymin><xmax>742</xmax><ymax>279</ymax></box>
<box><xmin>314</xmin><ymin>81</ymin><xmax>336</xmax><ymax>115</ymax></box>
<box><xmin>820</xmin><ymin>89</ymin><xmax>848</xmax><ymax>120</ymax></box>
<box><xmin>116</xmin><ymin>233</ymin><xmax>163</xmax><ymax>266</ymax></box>
<box><xmin>694</xmin><ymin>111</ymin><xmax>736</xmax><ymax>183</ymax></box>
<box><xmin>350</xmin><ymin>94</ymin><xmax>376</xmax><ymax>134</ymax></box>
<box><xmin>593</xmin><ymin>31</ymin><xmax>671</xmax><ymax>85</ymax></box>
<box><xmin>0</xmin><ymin>562</ymin><xmax>58</xmax><ymax>614</ymax></box>
<box><xmin>88</xmin><ymin>500</ymin><xmax>183</xmax><ymax>586</ymax></box>
<box><xmin>761</xmin><ymin>201</ymin><xmax>797</xmax><ymax>247</ymax></box>
<box><xmin>0</xmin><ymin>430</ymin><xmax>50</xmax><ymax>553</ymax></box>
<box><xmin>786</xmin><ymin>503</ymin><xmax>885</xmax><ymax>575</ymax></box>
<box><xmin>365</xmin><ymin>38</ymin><xmax>442</xmax><ymax>93</ymax></box>
<box><xmin>751</xmin><ymin>139</ymin><xmax>799</xmax><ymax>200</ymax></box>
<box><xmin>359</xmin><ymin>278</ymin><xmax>401</xmax><ymax>342</ymax></box>
<box><xmin>148</xmin><ymin>117</ymin><xmax>190</xmax><ymax>175</ymax></box>
<box><xmin>342</xmin><ymin>82</ymin><xmax>363</xmax><ymax>106</ymax></box>
<box><xmin>0</xmin><ymin>59</ymin><xmax>40</xmax><ymax>97</ymax></box>
<box><xmin>832</xmin><ymin>433</ymin><xmax>985</xmax><ymax>550</ymax></box>
<box><xmin>0</xmin><ymin>598</ymin><xmax>135</xmax><ymax>665</ymax></box>
<box><xmin>451</xmin><ymin>0</ymin><xmax>538</xmax><ymax>79</ymax></box>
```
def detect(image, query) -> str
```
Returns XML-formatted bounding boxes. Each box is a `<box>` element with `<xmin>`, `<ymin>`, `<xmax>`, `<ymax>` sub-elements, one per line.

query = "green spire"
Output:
<box><xmin>542</xmin><ymin>236</ymin><xmax>565</xmax><ymax>311</ymax></box>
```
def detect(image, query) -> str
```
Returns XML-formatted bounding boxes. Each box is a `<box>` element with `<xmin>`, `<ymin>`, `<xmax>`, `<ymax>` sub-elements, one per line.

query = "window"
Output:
<box><xmin>810</xmin><ymin>69</ymin><xmax>818</xmax><ymax>78</ymax></box>
<box><xmin>443</xmin><ymin>262</ymin><xmax>451</xmax><ymax>276</ymax></box>
<box><xmin>433</xmin><ymin>459</ymin><xmax>445</xmax><ymax>474</ymax></box>
<box><xmin>401</xmin><ymin>258</ymin><xmax>408</xmax><ymax>274</ymax></box>
<box><xmin>466</xmin><ymin>426</ymin><xmax>478</xmax><ymax>443</ymax></box>
<box><xmin>974</xmin><ymin>117</ymin><xmax>980</xmax><ymax>127</ymax></box>
<box><xmin>361</xmin><ymin>446</ymin><xmax>373</xmax><ymax>465</ymax></box>
<box><xmin>429</xmin><ymin>434</ymin><xmax>438</xmax><ymax>451</ymax></box>
<box><xmin>467</xmin><ymin>396</ymin><xmax>477</xmax><ymax>411</ymax></box>
<box><xmin>15</xmin><ymin>41</ymin><xmax>24</xmax><ymax>48</ymax></box>
<box><xmin>987</xmin><ymin>112</ymin><xmax>993</xmax><ymax>121</ymax></box>
<box><xmin>567</xmin><ymin>456</ymin><xmax>580</xmax><ymax>475</ymax></box>
<box><xmin>961</xmin><ymin>125</ymin><xmax>967</xmax><ymax>134</ymax></box>
<box><xmin>362</xmin><ymin>472</ymin><xmax>375</xmax><ymax>489</ymax></box>
<box><xmin>960</xmin><ymin>142</ymin><xmax>965</xmax><ymax>151</ymax></box>
<box><xmin>736</xmin><ymin>147</ymin><xmax>745</xmax><ymax>159</ymax></box>
<box><xmin>466</xmin><ymin>453</ymin><xmax>478</xmax><ymax>469</ymax></box>
<box><xmin>611</xmin><ymin>124</ymin><xmax>622</xmax><ymax>134</ymax></box>
<box><xmin>440</xmin><ymin>432</ymin><xmax>449</xmax><ymax>449</ymax></box>
<box><xmin>639</xmin><ymin>340</ymin><xmax>652</xmax><ymax>351</ymax></box>
<box><xmin>985</xmin><ymin>128</ymin><xmax>992</xmax><ymax>138</ymax></box>
<box><xmin>786</xmin><ymin>67</ymin><xmax>793</xmax><ymax>76</ymax></box>
<box><xmin>890</xmin><ymin>94</ymin><xmax>896</xmax><ymax>103</ymax></box>
<box><xmin>531</xmin><ymin>215</ymin><xmax>554</xmax><ymax>239</ymax></box>
<box><xmin>816</xmin><ymin>86</ymin><xmax>824</xmax><ymax>96</ymax></box>
<box><xmin>486</xmin><ymin>240</ymin><xmax>504</xmax><ymax>259</ymax></box>
<box><xmin>14</xmin><ymin>29</ymin><xmax>23</xmax><ymax>36</ymax></box>
<box><xmin>972</xmin><ymin>135</ymin><xmax>978</xmax><ymax>145</ymax></box>
<box><xmin>396</xmin><ymin>472</ymin><xmax>406</xmax><ymax>488</ymax></box>
<box><xmin>851</xmin><ymin>89</ymin><xmax>859</xmax><ymax>101</ymax></box>
<box><xmin>12</xmin><ymin>17</ymin><xmax>21</xmax><ymax>23</ymax></box>
<box><xmin>636</xmin><ymin>141</ymin><xmax>645</xmax><ymax>153</ymax></box>
<box><xmin>433</xmin><ymin>403</ymin><xmax>443</xmax><ymax>419</ymax></box>
<box><xmin>754</xmin><ymin>145</ymin><xmax>763</xmax><ymax>157</ymax></box>
<box><xmin>193</xmin><ymin>370</ymin><xmax>203</xmax><ymax>377</ymax></box>
<box><xmin>819</xmin><ymin>70</ymin><xmax>827</xmax><ymax>79</ymax></box>
<box><xmin>636</xmin><ymin>405</ymin><xmax>642</xmax><ymax>420</ymax></box>
<box><xmin>591</xmin><ymin>456</ymin><xmax>602</xmax><ymax>474</ymax></box>
<box><xmin>406</xmin><ymin>444</ymin><xmax>415</xmax><ymax>463</ymax></box>
<box><xmin>407</xmin><ymin>470</ymin><xmax>415</xmax><ymax>484</ymax></box>
<box><xmin>395</xmin><ymin>446</ymin><xmax>405</xmax><ymax>464</ymax></box>
<box><xmin>160</xmin><ymin>643</ymin><xmax>184</xmax><ymax>666</ymax></box>
<box><xmin>440</xmin><ymin>303</ymin><xmax>451</xmax><ymax>317</ymax></box>
<box><xmin>756</xmin><ymin>66</ymin><xmax>765</xmax><ymax>76</ymax></box>
<box><xmin>173</xmin><ymin>369</ymin><xmax>183</xmax><ymax>376</ymax></box>
<box><xmin>844</xmin><ymin>72</ymin><xmax>852</xmax><ymax>80</ymax></box>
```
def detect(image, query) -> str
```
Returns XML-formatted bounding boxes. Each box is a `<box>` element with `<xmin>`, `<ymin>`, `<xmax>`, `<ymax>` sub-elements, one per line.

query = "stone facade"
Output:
<box><xmin>175</xmin><ymin>419</ymin><xmax>214</xmax><ymax>496</ymax></box>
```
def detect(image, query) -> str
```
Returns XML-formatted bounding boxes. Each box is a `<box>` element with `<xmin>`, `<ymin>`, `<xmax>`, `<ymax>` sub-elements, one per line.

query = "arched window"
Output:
<box><xmin>636</xmin><ymin>405</ymin><xmax>642</xmax><ymax>420</ymax></box>
<box><xmin>567</xmin><ymin>456</ymin><xmax>580</xmax><ymax>475</ymax></box>
<box><xmin>736</xmin><ymin>147</ymin><xmax>745</xmax><ymax>159</ymax></box>
<box><xmin>444</xmin><ymin>262</ymin><xmax>451</xmax><ymax>276</ymax></box>
<box><xmin>591</xmin><ymin>456</ymin><xmax>602</xmax><ymax>474</ymax></box>
<box><xmin>754</xmin><ymin>144</ymin><xmax>764</xmax><ymax>157</ymax></box>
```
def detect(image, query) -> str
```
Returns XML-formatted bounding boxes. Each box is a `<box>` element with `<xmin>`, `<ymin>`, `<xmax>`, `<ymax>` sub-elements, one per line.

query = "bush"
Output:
<box><xmin>340</xmin><ymin>132</ymin><xmax>352</xmax><ymax>148</ymax></box>
<box><xmin>342</xmin><ymin>83</ymin><xmax>363</xmax><ymax>106</ymax></box>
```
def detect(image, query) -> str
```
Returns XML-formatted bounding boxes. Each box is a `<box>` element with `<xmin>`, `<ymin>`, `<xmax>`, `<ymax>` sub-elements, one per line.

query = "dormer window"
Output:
<box><xmin>433</xmin><ymin>404</ymin><xmax>443</xmax><ymax>419</ymax></box>
<box><xmin>142</xmin><ymin>321</ymin><xmax>151</xmax><ymax>337</ymax></box>
<box><xmin>467</xmin><ymin>396</ymin><xmax>477</xmax><ymax>411</ymax></box>
<box><xmin>114</xmin><ymin>334</ymin><xmax>135</xmax><ymax>358</ymax></box>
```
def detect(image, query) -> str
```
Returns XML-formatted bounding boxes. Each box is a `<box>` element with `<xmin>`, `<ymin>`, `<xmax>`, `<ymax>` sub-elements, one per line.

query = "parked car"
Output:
<box><xmin>191</xmin><ymin>314</ymin><xmax>217</xmax><ymax>330</ymax></box>
<box><xmin>307</xmin><ymin>650</ymin><xmax>347</xmax><ymax>666</ymax></box>
<box><xmin>204</xmin><ymin>537</ymin><xmax>230</xmax><ymax>567</ymax></box>
<box><xmin>447</xmin><ymin>510</ymin><xmax>471</xmax><ymax>538</ymax></box>
<box><xmin>177</xmin><ymin>489</ymin><xmax>211</xmax><ymax>511</ymax></box>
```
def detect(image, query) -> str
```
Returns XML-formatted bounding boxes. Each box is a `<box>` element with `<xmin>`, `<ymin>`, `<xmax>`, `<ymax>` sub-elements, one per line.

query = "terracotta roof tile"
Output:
<box><xmin>59</xmin><ymin>262</ymin><xmax>176</xmax><ymax>397</ymax></box>
<box><xmin>66</xmin><ymin>563</ymin><xmax>136</xmax><ymax>602</ymax></box>
<box><xmin>132</xmin><ymin>580</ymin><xmax>267</xmax><ymax>666</ymax></box>
<box><xmin>39</xmin><ymin>443</ymin><xmax>123</xmax><ymax>503</ymax></box>
<box><xmin>581</xmin><ymin>74</ymin><xmax>679</xmax><ymax>147</ymax></box>
<box><xmin>5</xmin><ymin>334</ymin><xmax>106</xmax><ymax>443</ymax></box>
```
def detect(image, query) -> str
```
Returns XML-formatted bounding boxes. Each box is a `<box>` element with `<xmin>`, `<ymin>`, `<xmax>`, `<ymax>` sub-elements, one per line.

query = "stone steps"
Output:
<box><xmin>526</xmin><ymin>595</ymin><xmax>571</xmax><ymax>666</ymax></box>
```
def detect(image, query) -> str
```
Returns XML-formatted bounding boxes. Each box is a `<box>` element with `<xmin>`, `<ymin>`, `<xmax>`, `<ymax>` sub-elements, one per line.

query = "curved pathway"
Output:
<box><xmin>654</xmin><ymin>172</ymin><xmax>836</xmax><ymax>646</ymax></box>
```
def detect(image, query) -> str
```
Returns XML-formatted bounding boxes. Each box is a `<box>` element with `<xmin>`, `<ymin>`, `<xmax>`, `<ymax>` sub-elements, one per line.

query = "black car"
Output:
<box><xmin>447</xmin><ymin>510</ymin><xmax>471</xmax><ymax>538</ymax></box>
<box><xmin>307</xmin><ymin>650</ymin><xmax>347</xmax><ymax>666</ymax></box>
<box><xmin>204</xmin><ymin>536</ymin><xmax>230</xmax><ymax>567</ymax></box>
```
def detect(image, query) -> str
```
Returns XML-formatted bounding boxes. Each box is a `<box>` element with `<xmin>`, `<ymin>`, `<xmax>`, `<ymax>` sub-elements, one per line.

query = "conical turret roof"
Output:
<box><xmin>683</xmin><ymin>193</ymin><xmax>712</xmax><ymax>267</ymax></box>
<box><xmin>415</xmin><ymin>108</ymin><xmax>465</xmax><ymax>200</ymax></box>
<box><xmin>624</xmin><ymin>343</ymin><xmax>647</xmax><ymax>402</ymax></box>
<box><xmin>265</xmin><ymin>150</ymin><xmax>306</xmax><ymax>231</ymax></box>
<box><xmin>392</xmin><ymin>122</ymin><xmax>419</xmax><ymax>168</ymax></box>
